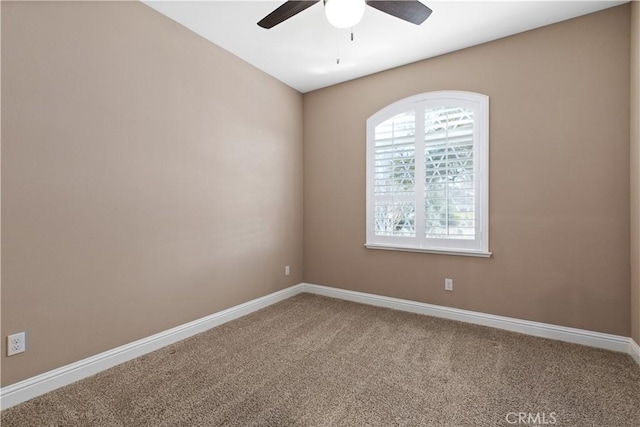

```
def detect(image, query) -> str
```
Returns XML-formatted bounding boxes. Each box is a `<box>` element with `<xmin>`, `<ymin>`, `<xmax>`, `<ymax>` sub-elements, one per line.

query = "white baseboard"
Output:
<box><xmin>0</xmin><ymin>284</ymin><xmax>305</xmax><ymax>410</ymax></box>
<box><xmin>301</xmin><ymin>283</ymin><xmax>639</xmax><ymax>363</ymax></box>
<box><xmin>2</xmin><ymin>282</ymin><xmax>638</xmax><ymax>410</ymax></box>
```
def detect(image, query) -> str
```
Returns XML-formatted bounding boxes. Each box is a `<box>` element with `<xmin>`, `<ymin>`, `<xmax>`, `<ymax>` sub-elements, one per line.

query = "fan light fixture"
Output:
<box><xmin>324</xmin><ymin>0</ymin><xmax>366</xmax><ymax>29</ymax></box>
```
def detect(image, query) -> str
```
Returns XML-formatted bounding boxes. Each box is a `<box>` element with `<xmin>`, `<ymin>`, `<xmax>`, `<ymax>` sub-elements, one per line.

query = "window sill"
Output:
<box><xmin>364</xmin><ymin>244</ymin><xmax>492</xmax><ymax>258</ymax></box>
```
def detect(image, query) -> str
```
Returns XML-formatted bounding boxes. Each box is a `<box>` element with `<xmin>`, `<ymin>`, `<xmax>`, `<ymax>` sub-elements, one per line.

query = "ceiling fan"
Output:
<box><xmin>258</xmin><ymin>0</ymin><xmax>433</xmax><ymax>30</ymax></box>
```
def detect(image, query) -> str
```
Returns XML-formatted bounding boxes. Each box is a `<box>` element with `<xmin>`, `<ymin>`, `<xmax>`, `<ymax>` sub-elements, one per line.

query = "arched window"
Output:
<box><xmin>366</xmin><ymin>91</ymin><xmax>490</xmax><ymax>257</ymax></box>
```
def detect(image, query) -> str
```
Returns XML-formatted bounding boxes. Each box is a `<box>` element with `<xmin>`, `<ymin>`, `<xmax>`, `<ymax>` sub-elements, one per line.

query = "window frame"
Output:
<box><xmin>365</xmin><ymin>91</ymin><xmax>491</xmax><ymax>258</ymax></box>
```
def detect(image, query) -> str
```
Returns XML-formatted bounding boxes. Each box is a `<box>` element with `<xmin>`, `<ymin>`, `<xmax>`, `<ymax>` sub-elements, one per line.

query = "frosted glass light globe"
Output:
<box><xmin>324</xmin><ymin>0</ymin><xmax>366</xmax><ymax>29</ymax></box>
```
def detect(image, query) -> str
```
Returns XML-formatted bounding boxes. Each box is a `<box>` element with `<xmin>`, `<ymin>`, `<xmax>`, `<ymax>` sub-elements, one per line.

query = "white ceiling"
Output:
<box><xmin>143</xmin><ymin>1</ymin><xmax>627</xmax><ymax>93</ymax></box>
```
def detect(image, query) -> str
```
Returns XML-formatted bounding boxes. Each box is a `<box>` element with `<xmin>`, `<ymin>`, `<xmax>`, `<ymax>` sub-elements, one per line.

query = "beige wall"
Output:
<box><xmin>304</xmin><ymin>5</ymin><xmax>631</xmax><ymax>336</ymax></box>
<box><xmin>632</xmin><ymin>0</ymin><xmax>640</xmax><ymax>345</ymax></box>
<box><xmin>1</xmin><ymin>1</ymin><xmax>303</xmax><ymax>386</ymax></box>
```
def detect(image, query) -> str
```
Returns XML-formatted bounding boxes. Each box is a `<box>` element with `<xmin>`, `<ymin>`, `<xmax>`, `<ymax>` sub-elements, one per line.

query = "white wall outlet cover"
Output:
<box><xmin>7</xmin><ymin>332</ymin><xmax>26</xmax><ymax>356</ymax></box>
<box><xmin>445</xmin><ymin>278</ymin><xmax>453</xmax><ymax>291</ymax></box>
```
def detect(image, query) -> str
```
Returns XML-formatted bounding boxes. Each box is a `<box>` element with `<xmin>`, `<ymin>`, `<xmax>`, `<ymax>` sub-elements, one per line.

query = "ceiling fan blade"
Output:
<box><xmin>366</xmin><ymin>0</ymin><xmax>432</xmax><ymax>25</ymax></box>
<box><xmin>258</xmin><ymin>1</ymin><xmax>319</xmax><ymax>29</ymax></box>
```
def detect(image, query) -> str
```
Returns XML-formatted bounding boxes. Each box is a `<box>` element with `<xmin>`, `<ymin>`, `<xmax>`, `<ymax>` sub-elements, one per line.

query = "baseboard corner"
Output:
<box><xmin>630</xmin><ymin>338</ymin><xmax>640</xmax><ymax>366</ymax></box>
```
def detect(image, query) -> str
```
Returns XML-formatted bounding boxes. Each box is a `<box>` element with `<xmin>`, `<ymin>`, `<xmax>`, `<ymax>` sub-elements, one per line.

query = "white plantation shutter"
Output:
<box><xmin>373</xmin><ymin>111</ymin><xmax>416</xmax><ymax>238</ymax></box>
<box><xmin>366</xmin><ymin>91</ymin><xmax>490</xmax><ymax>256</ymax></box>
<box><xmin>424</xmin><ymin>107</ymin><xmax>475</xmax><ymax>240</ymax></box>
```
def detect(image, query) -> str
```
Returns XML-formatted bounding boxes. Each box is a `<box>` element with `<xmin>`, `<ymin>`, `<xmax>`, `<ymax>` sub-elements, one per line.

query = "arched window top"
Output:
<box><xmin>366</xmin><ymin>90</ymin><xmax>490</xmax><ymax>257</ymax></box>
<box><xmin>369</xmin><ymin>91</ymin><xmax>488</xmax><ymax>126</ymax></box>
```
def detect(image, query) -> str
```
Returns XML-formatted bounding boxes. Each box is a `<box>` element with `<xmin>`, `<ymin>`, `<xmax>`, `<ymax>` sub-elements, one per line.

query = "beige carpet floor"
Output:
<box><xmin>1</xmin><ymin>293</ymin><xmax>639</xmax><ymax>426</ymax></box>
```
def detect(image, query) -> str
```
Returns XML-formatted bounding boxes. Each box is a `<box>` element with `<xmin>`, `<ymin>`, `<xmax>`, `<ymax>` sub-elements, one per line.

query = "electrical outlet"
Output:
<box><xmin>7</xmin><ymin>332</ymin><xmax>26</xmax><ymax>356</ymax></box>
<box><xmin>445</xmin><ymin>278</ymin><xmax>453</xmax><ymax>292</ymax></box>
<box><xmin>285</xmin><ymin>265</ymin><xmax>290</xmax><ymax>276</ymax></box>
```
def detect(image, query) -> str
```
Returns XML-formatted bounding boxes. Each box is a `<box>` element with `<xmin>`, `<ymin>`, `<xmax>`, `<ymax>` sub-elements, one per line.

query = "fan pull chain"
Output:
<box><xmin>336</xmin><ymin>28</ymin><xmax>340</xmax><ymax>65</ymax></box>
<box><xmin>336</xmin><ymin>28</ymin><xmax>356</xmax><ymax>64</ymax></box>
